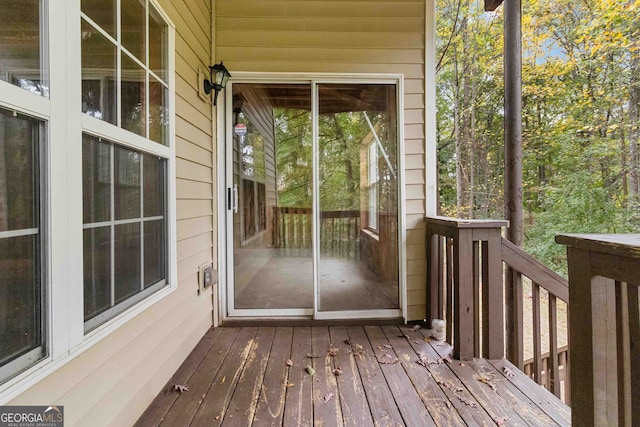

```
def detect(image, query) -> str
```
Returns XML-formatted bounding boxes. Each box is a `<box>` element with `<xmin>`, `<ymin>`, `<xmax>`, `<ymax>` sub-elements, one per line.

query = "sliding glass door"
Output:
<box><xmin>225</xmin><ymin>80</ymin><xmax>401</xmax><ymax>318</ymax></box>
<box><xmin>317</xmin><ymin>83</ymin><xmax>400</xmax><ymax>313</ymax></box>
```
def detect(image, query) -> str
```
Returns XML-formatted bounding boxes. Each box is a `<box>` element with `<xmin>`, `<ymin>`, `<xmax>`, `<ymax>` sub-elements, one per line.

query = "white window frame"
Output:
<box><xmin>0</xmin><ymin>0</ymin><xmax>176</xmax><ymax>403</ymax></box>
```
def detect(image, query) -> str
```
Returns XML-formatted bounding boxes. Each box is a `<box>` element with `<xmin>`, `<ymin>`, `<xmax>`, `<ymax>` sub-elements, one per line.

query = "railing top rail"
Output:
<box><xmin>502</xmin><ymin>238</ymin><xmax>569</xmax><ymax>303</ymax></box>
<box><xmin>425</xmin><ymin>216</ymin><xmax>509</xmax><ymax>229</ymax></box>
<box><xmin>556</xmin><ymin>233</ymin><xmax>640</xmax><ymax>260</ymax></box>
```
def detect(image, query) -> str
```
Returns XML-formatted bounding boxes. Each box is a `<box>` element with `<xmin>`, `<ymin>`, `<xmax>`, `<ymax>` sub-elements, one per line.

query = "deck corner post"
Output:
<box><xmin>453</xmin><ymin>228</ymin><xmax>474</xmax><ymax>361</ymax></box>
<box><xmin>484</xmin><ymin>227</ymin><xmax>505</xmax><ymax>359</ymax></box>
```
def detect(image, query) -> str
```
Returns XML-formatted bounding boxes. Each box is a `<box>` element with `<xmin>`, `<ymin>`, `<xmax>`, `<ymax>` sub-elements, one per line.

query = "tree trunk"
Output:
<box><xmin>629</xmin><ymin>51</ymin><xmax>640</xmax><ymax>204</ymax></box>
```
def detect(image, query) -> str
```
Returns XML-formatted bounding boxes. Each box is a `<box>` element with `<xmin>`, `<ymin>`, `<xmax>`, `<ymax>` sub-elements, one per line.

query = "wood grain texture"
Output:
<box><xmin>137</xmin><ymin>326</ymin><xmax>570</xmax><ymax>426</ymax></box>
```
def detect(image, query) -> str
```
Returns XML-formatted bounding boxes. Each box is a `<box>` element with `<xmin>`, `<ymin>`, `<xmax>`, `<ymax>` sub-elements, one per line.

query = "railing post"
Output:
<box><xmin>483</xmin><ymin>226</ymin><xmax>504</xmax><ymax>359</ymax></box>
<box><xmin>453</xmin><ymin>228</ymin><xmax>474</xmax><ymax>360</ymax></box>
<box><xmin>557</xmin><ymin>234</ymin><xmax>640</xmax><ymax>426</ymax></box>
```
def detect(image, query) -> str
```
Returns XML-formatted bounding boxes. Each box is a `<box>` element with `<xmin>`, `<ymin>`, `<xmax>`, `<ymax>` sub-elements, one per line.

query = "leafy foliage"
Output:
<box><xmin>437</xmin><ymin>0</ymin><xmax>640</xmax><ymax>274</ymax></box>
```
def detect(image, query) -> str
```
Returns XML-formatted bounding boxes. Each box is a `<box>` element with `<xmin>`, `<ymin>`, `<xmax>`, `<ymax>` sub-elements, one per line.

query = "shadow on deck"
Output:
<box><xmin>136</xmin><ymin>325</ymin><xmax>570</xmax><ymax>426</ymax></box>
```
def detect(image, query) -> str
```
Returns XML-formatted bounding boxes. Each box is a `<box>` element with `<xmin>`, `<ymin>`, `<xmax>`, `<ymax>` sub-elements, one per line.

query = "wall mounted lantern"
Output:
<box><xmin>203</xmin><ymin>61</ymin><xmax>231</xmax><ymax>106</ymax></box>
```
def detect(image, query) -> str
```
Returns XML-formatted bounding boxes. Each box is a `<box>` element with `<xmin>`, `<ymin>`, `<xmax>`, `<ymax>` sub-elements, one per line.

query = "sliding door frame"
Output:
<box><xmin>218</xmin><ymin>72</ymin><xmax>406</xmax><ymax>322</ymax></box>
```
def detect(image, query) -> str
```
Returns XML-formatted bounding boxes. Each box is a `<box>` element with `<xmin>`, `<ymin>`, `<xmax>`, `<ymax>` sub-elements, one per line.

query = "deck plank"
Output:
<box><xmin>400</xmin><ymin>326</ymin><xmax>496</xmax><ymax>426</ymax></box>
<box><xmin>328</xmin><ymin>326</ymin><xmax>374</xmax><ymax>427</ymax></box>
<box><xmin>223</xmin><ymin>327</ymin><xmax>277</xmax><ymax>426</ymax></box>
<box><xmin>135</xmin><ymin>326</ymin><xmax>221</xmax><ymax>427</ymax></box>
<box><xmin>190</xmin><ymin>327</ymin><xmax>259</xmax><ymax>426</ymax></box>
<box><xmin>425</xmin><ymin>334</ymin><xmax>538</xmax><ymax>426</ymax></box>
<box><xmin>311</xmin><ymin>326</ymin><xmax>344</xmax><ymax>427</ymax></box>
<box><xmin>364</xmin><ymin>325</ymin><xmax>436</xmax><ymax>426</ymax></box>
<box><xmin>489</xmin><ymin>358</ymin><xmax>571</xmax><ymax>426</ymax></box>
<box><xmin>136</xmin><ymin>325</ymin><xmax>572</xmax><ymax>427</ymax></box>
<box><xmin>252</xmin><ymin>327</ymin><xmax>293</xmax><ymax>426</ymax></box>
<box><xmin>346</xmin><ymin>326</ymin><xmax>405</xmax><ymax>427</ymax></box>
<box><xmin>283</xmin><ymin>327</ymin><xmax>314</xmax><ymax>427</ymax></box>
<box><xmin>381</xmin><ymin>326</ymin><xmax>469</xmax><ymax>426</ymax></box>
<box><xmin>158</xmin><ymin>327</ymin><xmax>241</xmax><ymax>426</ymax></box>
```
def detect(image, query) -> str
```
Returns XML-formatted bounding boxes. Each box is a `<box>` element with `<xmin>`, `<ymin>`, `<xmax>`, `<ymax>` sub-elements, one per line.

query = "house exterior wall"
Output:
<box><xmin>6</xmin><ymin>1</ymin><xmax>217</xmax><ymax>426</ymax></box>
<box><xmin>216</xmin><ymin>0</ymin><xmax>429</xmax><ymax>320</ymax></box>
<box><xmin>3</xmin><ymin>0</ymin><xmax>435</xmax><ymax>424</ymax></box>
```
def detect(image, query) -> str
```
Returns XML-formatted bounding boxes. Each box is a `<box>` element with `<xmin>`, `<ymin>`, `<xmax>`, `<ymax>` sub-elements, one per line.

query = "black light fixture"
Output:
<box><xmin>203</xmin><ymin>61</ymin><xmax>231</xmax><ymax>106</ymax></box>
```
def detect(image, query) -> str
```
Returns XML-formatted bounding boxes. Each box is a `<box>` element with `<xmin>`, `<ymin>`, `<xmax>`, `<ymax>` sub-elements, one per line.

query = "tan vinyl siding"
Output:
<box><xmin>217</xmin><ymin>0</ymin><xmax>428</xmax><ymax>320</ymax></box>
<box><xmin>9</xmin><ymin>1</ymin><xmax>217</xmax><ymax>425</ymax></box>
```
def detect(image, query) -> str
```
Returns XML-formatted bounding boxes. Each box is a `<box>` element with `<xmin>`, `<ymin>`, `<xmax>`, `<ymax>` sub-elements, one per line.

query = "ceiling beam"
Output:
<box><xmin>484</xmin><ymin>0</ymin><xmax>503</xmax><ymax>11</ymax></box>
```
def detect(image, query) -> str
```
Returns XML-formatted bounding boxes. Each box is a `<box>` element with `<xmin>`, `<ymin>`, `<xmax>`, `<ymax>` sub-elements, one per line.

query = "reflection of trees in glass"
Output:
<box><xmin>274</xmin><ymin>109</ymin><xmax>312</xmax><ymax>208</ymax></box>
<box><xmin>273</xmin><ymin>108</ymin><xmax>397</xmax><ymax>212</ymax></box>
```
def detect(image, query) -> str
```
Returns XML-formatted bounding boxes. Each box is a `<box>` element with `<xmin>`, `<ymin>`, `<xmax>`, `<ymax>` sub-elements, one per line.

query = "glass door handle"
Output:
<box><xmin>233</xmin><ymin>185</ymin><xmax>239</xmax><ymax>213</ymax></box>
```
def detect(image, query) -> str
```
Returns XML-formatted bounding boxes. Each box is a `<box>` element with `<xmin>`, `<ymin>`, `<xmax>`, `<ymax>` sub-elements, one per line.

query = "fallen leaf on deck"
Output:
<box><xmin>352</xmin><ymin>343</ymin><xmax>365</xmax><ymax>356</ymax></box>
<box><xmin>474</xmin><ymin>374</ymin><xmax>497</xmax><ymax>391</ymax></box>
<box><xmin>442</xmin><ymin>355</ymin><xmax>453</xmax><ymax>364</ymax></box>
<box><xmin>286</xmin><ymin>382</ymin><xmax>295</xmax><ymax>387</ymax></box>
<box><xmin>328</xmin><ymin>345</ymin><xmax>339</xmax><ymax>357</ymax></box>
<box><xmin>383</xmin><ymin>343</ymin><xmax>393</xmax><ymax>349</ymax></box>
<box><xmin>307</xmin><ymin>353</ymin><xmax>320</xmax><ymax>358</ymax></box>
<box><xmin>322</xmin><ymin>392</ymin><xmax>334</xmax><ymax>402</ymax></box>
<box><xmin>460</xmin><ymin>362</ymin><xmax>465</xmax><ymax>366</ymax></box>
<box><xmin>173</xmin><ymin>384</ymin><xmax>189</xmax><ymax>394</ymax></box>
<box><xmin>410</xmin><ymin>324</ymin><xmax>421</xmax><ymax>332</ymax></box>
<box><xmin>333</xmin><ymin>367</ymin><xmax>343</xmax><ymax>376</ymax></box>
<box><xmin>397</xmin><ymin>334</ymin><xmax>410</xmax><ymax>339</ymax></box>
<box><xmin>503</xmin><ymin>366</ymin><xmax>516</xmax><ymax>378</ymax></box>
<box><xmin>305</xmin><ymin>365</ymin><xmax>316</xmax><ymax>376</ymax></box>
<box><xmin>343</xmin><ymin>339</ymin><xmax>351</xmax><ymax>345</ymax></box>
<box><xmin>286</xmin><ymin>359</ymin><xmax>294</xmax><ymax>367</ymax></box>
<box><xmin>495</xmin><ymin>416</ymin><xmax>508</xmax><ymax>425</ymax></box>
<box><xmin>457</xmin><ymin>395</ymin><xmax>478</xmax><ymax>407</ymax></box>
<box><xmin>221</xmin><ymin>376</ymin><xmax>226</xmax><ymax>384</ymax></box>
<box><xmin>423</xmin><ymin>337</ymin><xmax>431</xmax><ymax>343</ymax></box>
<box><xmin>379</xmin><ymin>357</ymin><xmax>399</xmax><ymax>364</ymax></box>
<box><xmin>455</xmin><ymin>386</ymin><xmax>464</xmax><ymax>393</ymax></box>
<box><xmin>214</xmin><ymin>416</ymin><xmax>220</xmax><ymax>420</ymax></box>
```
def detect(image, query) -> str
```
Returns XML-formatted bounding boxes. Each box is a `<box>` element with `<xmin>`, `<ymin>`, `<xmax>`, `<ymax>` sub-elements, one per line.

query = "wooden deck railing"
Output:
<box><xmin>273</xmin><ymin>207</ymin><xmax>360</xmax><ymax>258</ymax></box>
<box><xmin>425</xmin><ymin>216</ymin><xmax>570</xmax><ymax>402</ymax></box>
<box><xmin>557</xmin><ymin>234</ymin><xmax>640</xmax><ymax>426</ymax></box>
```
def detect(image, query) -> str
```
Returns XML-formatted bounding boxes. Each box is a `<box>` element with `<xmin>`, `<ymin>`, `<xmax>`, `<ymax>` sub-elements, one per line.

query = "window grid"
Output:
<box><xmin>80</xmin><ymin>0</ymin><xmax>169</xmax><ymax>144</ymax></box>
<box><xmin>82</xmin><ymin>136</ymin><xmax>167</xmax><ymax>330</ymax></box>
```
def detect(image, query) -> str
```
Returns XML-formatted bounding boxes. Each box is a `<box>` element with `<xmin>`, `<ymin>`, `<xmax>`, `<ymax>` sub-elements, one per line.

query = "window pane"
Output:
<box><xmin>121</xmin><ymin>0</ymin><xmax>146</xmax><ymax>63</ymax></box>
<box><xmin>83</xmin><ymin>227</ymin><xmax>111</xmax><ymax>321</ymax></box>
<box><xmin>0</xmin><ymin>0</ymin><xmax>47</xmax><ymax>96</ymax></box>
<box><xmin>121</xmin><ymin>54</ymin><xmax>146</xmax><ymax>138</ymax></box>
<box><xmin>149</xmin><ymin>77</ymin><xmax>168</xmax><ymax>145</ymax></box>
<box><xmin>114</xmin><ymin>223</ymin><xmax>140</xmax><ymax>303</ymax></box>
<box><xmin>114</xmin><ymin>145</ymin><xmax>141</xmax><ymax>220</ymax></box>
<box><xmin>149</xmin><ymin>5</ymin><xmax>168</xmax><ymax>82</ymax></box>
<box><xmin>82</xmin><ymin>135</ymin><xmax>111</xmax><ymax>224</ymax></box>
<box><xmin>143</xmin><ymin>154</ymin><xmax>165</xmax><ymax>217</ymax></box>
<box><xmin>81</xmin><ymin>0</ymin><xmax>116</xmax><ymax>38</ymax></box>
<box><xmin>317</xmin><ymin>83</ymin><xmax>399</xmax><ymax>311</ymax></box>
<box><xmin>0</xmin><ymin>235</ymin><xmax>39</xmax><ymax>366</ymax></box>
<box><xmin>144</xmin><ymin>220</ymin><xmax>165</xmax><ymax>288</ymax></box>
<box><xmin>0</xmin><ymin>108</ymin><xmax>38</xmax><ymax>232</ymax></box>
<box><xmin>81</xmin><ymin>20</ymin><xmax>117</xmax><ymax>125</ymax></box>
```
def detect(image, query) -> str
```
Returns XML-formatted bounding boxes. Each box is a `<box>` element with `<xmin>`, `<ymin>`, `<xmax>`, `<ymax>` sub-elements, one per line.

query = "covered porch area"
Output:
<box><xmin>136</xmin><ymin>324</ymin><xmax>569</xmax><ymax>426</ymax></box>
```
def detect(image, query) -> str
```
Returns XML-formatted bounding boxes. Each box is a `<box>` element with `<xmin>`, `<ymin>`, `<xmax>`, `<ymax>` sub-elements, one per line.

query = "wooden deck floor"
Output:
<box><xmin>136</xmin><ymin>325</ymin><xmax>570</xmax><ymax>426</ymax></box>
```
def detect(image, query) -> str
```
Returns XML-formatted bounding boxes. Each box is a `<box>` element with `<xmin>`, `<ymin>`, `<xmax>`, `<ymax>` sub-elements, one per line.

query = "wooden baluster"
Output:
<box><xmin>532</xmin><ymin>282</ymin><xmax>542</xmax><ymax>384</ymax></box>
<box><xmin>483</xmin><ymin>230</ymin><xmax>504</xmax><ymax>359</ymax></box>
<box><xmin>628</xmin><ymin>284</ymin><xmax>640</xmax><ymax>425</ymax></box>
<box><xmin>615</xmin><ymin>281</ymin><xmax>631</xmax><ymax>426</ymax></box>
<box><xmin>446</xmin><ymin>237</ymin><xmax>454</xmax><ymax>345</ymax></box>
<box><xmin>548</xmin><ymin>294</ymin><xmax>561</xmax><ymax>398</ymax></box>
<box><xmin>473</xmin><ymin>240</ymin><xmax>481</xmax><ymax>358</ymax></box>
<box><xmin>438</xmin><ymin>236</ymin><xmax>445</xmax><ymax>321</ymax></box>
